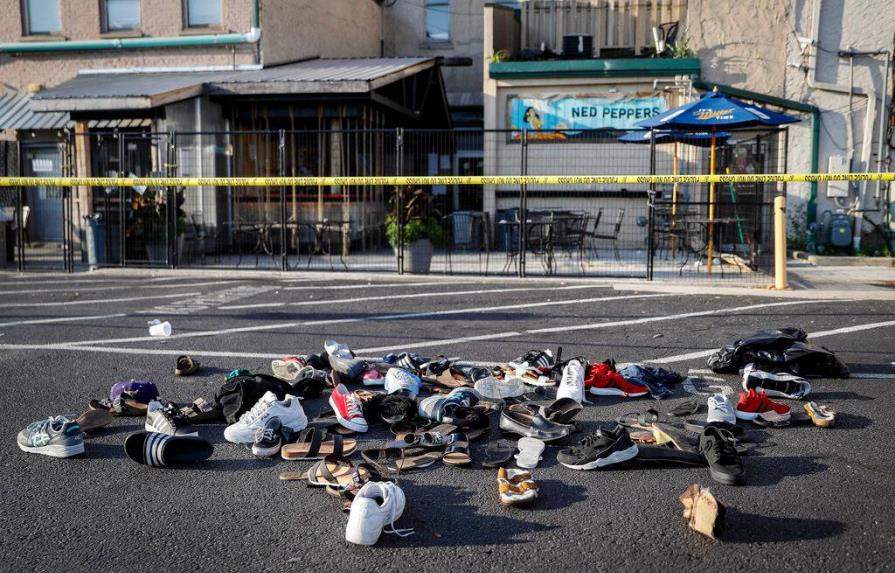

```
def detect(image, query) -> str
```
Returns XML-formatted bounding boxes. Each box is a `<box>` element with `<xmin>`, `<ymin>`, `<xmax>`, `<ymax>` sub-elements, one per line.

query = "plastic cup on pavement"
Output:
<box><xmin>149</xmin><ymin>321</ymin><xmax>172</xmax><ymax>337</ymax></box>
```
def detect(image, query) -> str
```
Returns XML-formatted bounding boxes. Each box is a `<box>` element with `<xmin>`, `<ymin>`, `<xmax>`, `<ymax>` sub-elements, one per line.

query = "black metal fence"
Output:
<box><xmin>0</xmin><ymin>128</ymin><xmax>786</xmax><ymax>283</ymax></box>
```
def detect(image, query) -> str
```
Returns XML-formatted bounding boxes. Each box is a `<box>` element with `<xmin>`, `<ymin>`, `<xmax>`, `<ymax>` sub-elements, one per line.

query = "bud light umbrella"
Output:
<box><xmin>635</xmin><ymin>88</ymin><xmax>800</xmax><ymax>272</ymax></box>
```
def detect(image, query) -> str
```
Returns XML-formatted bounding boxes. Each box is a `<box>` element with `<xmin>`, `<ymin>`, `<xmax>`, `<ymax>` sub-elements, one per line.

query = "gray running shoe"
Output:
<box><xmin>17</xmin><ymin>416</ymin><xmax>85</xmax><ymax>458</ymax></box>
<box><xmin>145</xmin><ymin>400</ymin><xmax>198</xmax><ymax>437</ymax></box>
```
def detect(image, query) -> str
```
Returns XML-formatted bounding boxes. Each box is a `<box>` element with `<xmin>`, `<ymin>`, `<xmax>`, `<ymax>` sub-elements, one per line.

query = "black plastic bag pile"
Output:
<box><xmin>707</xmin><ymin>327</ymin><xmax>850</xmax><ymax>378</ymax></box>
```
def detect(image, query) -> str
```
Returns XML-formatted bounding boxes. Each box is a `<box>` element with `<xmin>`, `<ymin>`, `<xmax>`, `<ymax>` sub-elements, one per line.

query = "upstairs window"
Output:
<box><xmin>184</xmin><ymin>0</ymin><xmax>221</xmax><ymax>28</ymax></box>
<box><xmin>425</xmin><ymin>0</ymin><xmax>450</xmax><ymax>42</ymax></box>
<box><xmin>102</xmin><ymin>0</ymin><xmax>141</xmax><ymax>32</ymax></box>
<box><xmin>22</xmin><ymin>0</ymin><xmax>61</xmax><ymax>35</ymax></box>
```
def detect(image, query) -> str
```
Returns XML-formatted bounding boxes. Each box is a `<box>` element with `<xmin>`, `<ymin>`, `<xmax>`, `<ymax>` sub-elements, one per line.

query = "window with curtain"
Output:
<box><xmin>425</xmin><ymin>0</ymin><xmax>450</xmax><ymax>42</ymax></box>
<box><xmin>184</xmin><ymin>0</ymin><xmax>221</xmax><ymax>28</ymax></box>
<box><xmin>22</xmin><ymin>0</ymin><xmax>61</xmax><ymax>35</ymax></box>
<box><xmin>102</xmin><ymin>0</ymin><xmax>140</xmax><ymax>31</ymax></box>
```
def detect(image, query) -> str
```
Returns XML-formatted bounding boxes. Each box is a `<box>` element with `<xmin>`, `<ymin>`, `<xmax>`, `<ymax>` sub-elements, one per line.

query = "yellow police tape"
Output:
<box><xmin>0</xmin><ymin>173</ymin><xmax>892</xmax><ymax>187</ymax></box>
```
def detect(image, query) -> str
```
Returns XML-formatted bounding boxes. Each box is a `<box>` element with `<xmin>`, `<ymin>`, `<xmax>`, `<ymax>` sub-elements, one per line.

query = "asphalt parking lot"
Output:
<box><xmin>1</xmin><ymin>272</ymin><xmax>894</xmax><ymax>572</ymax></box>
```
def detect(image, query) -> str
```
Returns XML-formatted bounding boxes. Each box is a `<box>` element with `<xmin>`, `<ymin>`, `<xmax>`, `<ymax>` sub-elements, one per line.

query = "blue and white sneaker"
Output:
<box><xmin>17</xmin><ymin>416</ymin><xmax>84</xmax><ymax>458</ymax></box>
<box><xmin>384</xmin><ymin>368</ymin><xmax>423</xmax><ymax>398</ymax></box>
<box><xmin>418</xmin><ymin>387</ymin><xmax>480</xmax><ymax>421</ymax></box>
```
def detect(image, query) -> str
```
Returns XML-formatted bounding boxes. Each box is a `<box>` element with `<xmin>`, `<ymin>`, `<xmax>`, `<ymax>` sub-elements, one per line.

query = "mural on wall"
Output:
<box><xmin>509</xmin><ymin>94</ymin><xmax>668</xmax><ymax>140</ymax></box>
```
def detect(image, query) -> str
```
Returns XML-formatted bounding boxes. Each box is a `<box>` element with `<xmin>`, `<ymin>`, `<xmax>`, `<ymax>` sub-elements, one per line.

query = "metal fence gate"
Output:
<box><xmin>1</xmin><ymin>127</ymin><xmax>786</xmax><ymax>283</ymax></box>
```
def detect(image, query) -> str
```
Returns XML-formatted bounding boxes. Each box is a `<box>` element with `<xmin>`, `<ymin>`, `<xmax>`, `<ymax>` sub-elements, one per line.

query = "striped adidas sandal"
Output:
<box><xmin>124</xmin><ymin>431</ymin><xmax>213</xmax><ymax>468</ymax></box>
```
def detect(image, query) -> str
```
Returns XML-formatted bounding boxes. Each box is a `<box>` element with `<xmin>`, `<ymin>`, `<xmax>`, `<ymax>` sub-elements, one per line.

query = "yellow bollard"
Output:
<box><xmin>774</xmin><ymin>195</ymin><xmax>788</xmax><ymax>290</ymax></box>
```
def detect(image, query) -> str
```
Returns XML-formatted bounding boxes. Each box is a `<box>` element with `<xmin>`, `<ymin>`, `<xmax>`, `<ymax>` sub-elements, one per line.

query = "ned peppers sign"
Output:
<box><xmin>509</xmin><ymin>95</ymin><xmax>668</xmax><ymax>138</ymax></box>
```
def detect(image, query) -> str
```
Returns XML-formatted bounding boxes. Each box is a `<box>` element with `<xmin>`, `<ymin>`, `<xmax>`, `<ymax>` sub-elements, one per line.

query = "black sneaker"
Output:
<box><xmin>252</xmin><ymin>417</ymin><xmax>283</xmax><ymax>458</ymax></box>
<box><xmin>699</xmin><ymin>426</ymin><xmax>745</xmax><ymax>485</ymax></box>
<box><xmin>557</xmin><ymin>424</ymin><xmax>638</xmax><ymax>470</ymax></box>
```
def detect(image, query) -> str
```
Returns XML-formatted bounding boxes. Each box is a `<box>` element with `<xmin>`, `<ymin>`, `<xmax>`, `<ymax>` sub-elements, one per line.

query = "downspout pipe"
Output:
<box><xmin>0</xmin><ymin>0</ymin><xmax>260</xmax><ymax>53</ymax></box>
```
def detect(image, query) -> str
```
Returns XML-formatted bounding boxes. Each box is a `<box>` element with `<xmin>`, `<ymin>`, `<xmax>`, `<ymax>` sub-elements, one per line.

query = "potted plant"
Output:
<box><xmin>386</xmin><ymin>187</ymin><xmax>444</xmax><ymax>274</ymax></box>
<box><xmin>130</xmin><ymin>185</ymin><xmax>186</xmax><ymax>264</ymax></box>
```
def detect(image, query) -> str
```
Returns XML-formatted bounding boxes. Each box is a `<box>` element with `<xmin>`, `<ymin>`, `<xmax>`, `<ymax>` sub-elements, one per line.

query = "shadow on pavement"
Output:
<box><xmin>811</xmin><ymin>390</ymin><xmax>873</xmax><ymax>402</ymax></box>
<box><xmin>744</xmin><ymin>455</ymin><xmax>828</xmax><ymax>486</ymax></box>
<box><xmin>395</xmin><ymin>483</ymin><xmax>559</xmax><ymax>547</ymax></box>
<box><xmin>723</xmin><ymin>510</ymin><xmax>845</xmax><ymax>543</ymax></box>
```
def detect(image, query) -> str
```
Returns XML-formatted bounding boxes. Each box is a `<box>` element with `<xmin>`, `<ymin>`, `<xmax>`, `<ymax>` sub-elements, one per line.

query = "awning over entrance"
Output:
<box><xmin>0</xmin><ymin>89</ymin><xmax>152</xmax><ymax>130</ymax></box>
<box><xmin>30</xmin><ymin>57</ymin><xmax>450</xmax><ymax>125</ymax></box>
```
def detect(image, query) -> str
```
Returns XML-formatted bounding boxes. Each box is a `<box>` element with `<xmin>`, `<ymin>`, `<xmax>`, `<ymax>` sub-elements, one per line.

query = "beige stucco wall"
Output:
<box><xmin>0</xmin><ymin>0</ymin><xmax>256</xmax><ymax>90</ymax></box>
<box><xmin>383</xmin><ymin>0</ymin><xmax>484</xmax><ymax>107</ymax></box>
<box><xmin>259</xmin><ymin>0</ymin><xmax>382</xmax><ymax>66</ymax></box>
<box><xmin>690</xmin><ymin>0</ymin><xmax>895</xmax><ymax>242</ymax></box>
<box><xmin>685</xmin><ymin>0</ymin><xmax>789</xmax><ymax>97</ymax></box>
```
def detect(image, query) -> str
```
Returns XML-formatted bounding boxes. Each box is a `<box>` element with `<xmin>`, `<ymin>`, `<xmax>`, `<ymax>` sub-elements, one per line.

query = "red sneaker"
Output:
<box><xmin>585</xmin><ymin>363</ymin><xmax>649</xmax><ymax>398</ymax></box>
<box><xmin>735</xmin><ymin>388</ymin><xmax>791</xmax><ymax>420</ymax></box>
<box><xmin>328</xmin><ymin>384</ymin><xmax>368</xmax><ymax>432</ymax></box>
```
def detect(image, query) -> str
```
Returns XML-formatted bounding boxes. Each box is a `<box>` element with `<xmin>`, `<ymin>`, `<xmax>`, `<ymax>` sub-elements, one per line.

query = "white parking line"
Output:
<box><xmin>0</xmin><ymin>291</ymin><xmax>203</xmax><ymax>309</ymax></box>
<box><xmin>282</xmin><ymin>280</ymin><xmax>477</xmax><ymax>291</ymax></box>
<box><xmin>0</xmin><ymin>343</ymin><xmax>286</xmax><ymax>360</ymax></box>
<box><xmin>352</xmin><ymin>299</ymin><xmax>838</xmax><ymax>354</ymax></box>
<box><xmin>220</xmin><ymin>284</ymin><xmax>612</xmax><ymax>310</ymax></box>
<box><xmin>0</xmin><ymin>313</ymin><xmax>127</xmax><ymax>328</ymax></box>
<box><xmin>0</xmin><ymin>280</ymin><xmax>239</xmax><ymax>296</ymax></box>
<box><xmin>369</xmin><ymin>293</ymin><xmax>671</xmax><ymax>321</ymax></box>
<box><xmin>650</xmin><ymin>318</ymin><xmax>895</xmax><ymax>364</ymax></box>
<box><xmin>51</xmin><ymin>291</ymin><xmax>666</xmax><ymax>347</ymax></box>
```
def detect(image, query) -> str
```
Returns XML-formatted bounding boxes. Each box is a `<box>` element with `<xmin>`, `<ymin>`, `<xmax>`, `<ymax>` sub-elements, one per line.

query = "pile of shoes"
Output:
<box><xmin>16</xmin><ymin>327</ymin><xmax>848</xmax><ymax>545</ymax></box>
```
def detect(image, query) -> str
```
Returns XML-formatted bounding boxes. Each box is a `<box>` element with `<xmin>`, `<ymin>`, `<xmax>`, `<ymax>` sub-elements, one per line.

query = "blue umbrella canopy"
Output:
<box><xmin>617</xmin><ymin>130</ymin><xmax>731</xmax><ymax>147</ymax></box>
<box><xmin>635</xmin><ymin>90</ymin><xmax>801</xmax><ymax>130</ymax></box>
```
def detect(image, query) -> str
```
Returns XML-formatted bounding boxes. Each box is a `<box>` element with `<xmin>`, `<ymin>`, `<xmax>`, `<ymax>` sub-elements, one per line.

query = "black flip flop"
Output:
<box><xmin>482</xmin><ymin>439</ymin><xmax>515</xmax><ymax>468</ymax></box>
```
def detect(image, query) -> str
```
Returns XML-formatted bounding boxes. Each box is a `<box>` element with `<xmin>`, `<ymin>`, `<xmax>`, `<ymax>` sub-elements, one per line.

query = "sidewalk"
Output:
<box><xmin>3</xmin><ymin>260</ymin><xmax>895</xmax><ymax>300</ymax></box>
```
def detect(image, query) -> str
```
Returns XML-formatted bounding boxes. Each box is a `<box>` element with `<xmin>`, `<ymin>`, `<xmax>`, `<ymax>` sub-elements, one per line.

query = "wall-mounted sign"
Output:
<box><xmin>509</xmin><ymin>95</ymin><xmax>668</xmax><ymax>139</ymax></box>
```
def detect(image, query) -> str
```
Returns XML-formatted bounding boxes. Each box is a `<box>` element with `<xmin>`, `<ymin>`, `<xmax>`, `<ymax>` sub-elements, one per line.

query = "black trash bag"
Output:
<box><xmin>782</xmin><ymin>342</ymin><xmax>850</xmax><ymax>378</ymax></box>
<box><xmin>707</xmin><ymin>328</ymin><xmax>848</xmax><ymax>378</ymax></box>
<box><xmin>214</xmin><ymin>374</ymin><xmax>294</xmax><ymax>424</ymax></box>
<box><xmin>707</xmin><ymin>328</ymin><xmax>808</xmax><ymax>373</ymax></box>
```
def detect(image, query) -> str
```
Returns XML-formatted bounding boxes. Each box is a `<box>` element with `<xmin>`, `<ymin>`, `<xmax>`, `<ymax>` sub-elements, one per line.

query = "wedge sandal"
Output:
<box><xmin>280</xmin><ymin>428</ymin><xmax>357</xmax><ymax>460</ymax></box>
<box><xmin>442</xmin><ymin>433</ymin><xmax>472</xmax><ymax>466</ymax></box>
<box><xmin>804</xmin><ymin>402</ymin><xmax>835</xmax><ymax>428</ymax></box>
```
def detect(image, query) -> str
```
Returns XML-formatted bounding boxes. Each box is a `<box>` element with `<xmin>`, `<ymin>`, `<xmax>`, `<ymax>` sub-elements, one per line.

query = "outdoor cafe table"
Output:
<box><xmin>498</xmin><ymin>209</ymin><xmax>588</xmax><ymax>275</ymax></box>
<box><xmin>676</xmin><ymin>216</ymin><xmax>739</xmax><ymax>275</ymax></box>
<box><xmin>303</xmin><ymin>220</ymin><xmax>350</xmax><ymax>271</ymax></box>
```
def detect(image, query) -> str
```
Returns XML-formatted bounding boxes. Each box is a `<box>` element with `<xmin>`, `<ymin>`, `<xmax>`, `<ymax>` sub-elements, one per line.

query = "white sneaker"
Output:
<box><xmin>324</xmin><ymin>339</ymin><xmax>354</xmax><ymax>359</ymax></box>
<box><xmin>707</xmin><ymin>393</ymin><xmax>736</xmax><ymax>425</ymax></box>
<box><xmin>223</xmin><ymin>391</ymin><xmax>307</xmax><ymax>444</ymax></box>
<box><xmin>741</xmin><ymin>364</ymin><xmax>812</xmax><ymax>399</ymax></box>
<box><xmin>345</xmin><ymin>481</ymin><xmax>414</xmax><ymax>546</ymax></box>
<box><xmin>556</xmin><ymin>360</ymin><xmax>586</xmax><ymax>404</ymax></box>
